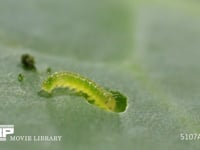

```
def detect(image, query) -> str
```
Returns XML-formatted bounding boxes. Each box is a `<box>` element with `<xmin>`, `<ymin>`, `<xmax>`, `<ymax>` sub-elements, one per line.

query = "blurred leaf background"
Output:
<box><xmin>0</xmin><ymin>0</ymin><xmax>200</xmax><ymax>149</ymax></box>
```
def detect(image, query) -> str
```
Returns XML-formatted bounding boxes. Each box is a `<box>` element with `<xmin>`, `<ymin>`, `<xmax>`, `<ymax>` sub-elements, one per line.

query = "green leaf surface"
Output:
<box><xmin>0</xmin><ymin>0</ymin><xmax>200</xmax><ymax>149</ymax></box>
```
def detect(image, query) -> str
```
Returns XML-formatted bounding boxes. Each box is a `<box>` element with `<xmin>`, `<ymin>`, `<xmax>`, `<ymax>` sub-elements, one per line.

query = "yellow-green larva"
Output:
<box><xmin>41</xmin><ymin>72</ymin><xmax>127</xmax><ymax>112</ymax></box>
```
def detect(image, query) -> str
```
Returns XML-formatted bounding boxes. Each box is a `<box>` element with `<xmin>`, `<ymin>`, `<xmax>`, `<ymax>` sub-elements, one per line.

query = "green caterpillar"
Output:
<box><xmin>41</xmin><ymin>72</ymin><xmax>127</xmax><ymax>113</ymax></box>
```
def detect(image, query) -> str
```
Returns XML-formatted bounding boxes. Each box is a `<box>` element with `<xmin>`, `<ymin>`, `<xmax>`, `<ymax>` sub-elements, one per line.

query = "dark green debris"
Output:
<box><xmin>18</xmin><ymin>73</ymin><xmax>24</xmax><ymax>82</ymax></box>
<box><xmin>21</xmin><ymin>54</ymin><xmax>36</xmax><ymax>70</ymax></box>
<box><xmin>46</xmin><ymin>67</ymin><xmax>52</xmax><ymax>74</ymax></box>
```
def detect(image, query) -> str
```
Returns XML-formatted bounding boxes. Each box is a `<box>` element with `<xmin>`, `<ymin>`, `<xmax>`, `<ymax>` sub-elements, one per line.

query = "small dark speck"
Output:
<box><xmin>46</xmin><ymin>67</ymin><xmax>52</xmax><ymax>74</ymax></box>
<box><xmin>21</xmin><ymin>54</ymin><xmax>36</xmax><ymax>70</ymax></box>
<box><xmin>18</xmin><ymin>73</ymin><xmax>24</xmax><ymax>82</ymax></box>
